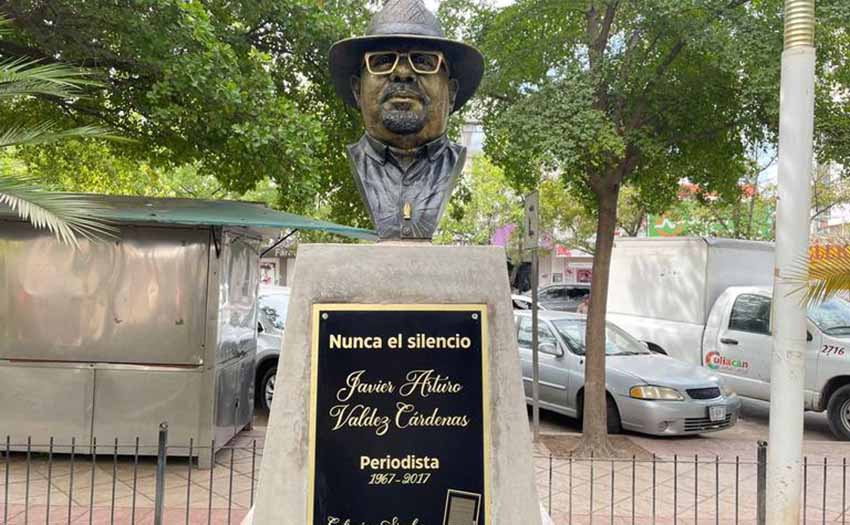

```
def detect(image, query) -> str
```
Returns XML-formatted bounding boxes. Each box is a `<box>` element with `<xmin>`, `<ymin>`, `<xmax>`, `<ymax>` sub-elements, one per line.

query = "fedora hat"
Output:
<box><xmin>329</xmin><ymin>0</ymin><xmax>484</xmax><ymax>113</ymax></box>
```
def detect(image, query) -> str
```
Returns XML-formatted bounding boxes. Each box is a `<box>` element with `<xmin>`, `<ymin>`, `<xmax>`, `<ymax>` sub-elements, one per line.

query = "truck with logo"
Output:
<box><xmin>606</xmin><ymin>237</ymin><xmax>850</xmax><ymax>440</ymax></box>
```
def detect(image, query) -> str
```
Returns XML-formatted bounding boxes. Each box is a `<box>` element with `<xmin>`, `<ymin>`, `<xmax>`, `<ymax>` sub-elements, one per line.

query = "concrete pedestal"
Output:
<box><xmin>251</xmin><ymin>244</ymin><xmax>541</xmax><ymax>524</ymax></box>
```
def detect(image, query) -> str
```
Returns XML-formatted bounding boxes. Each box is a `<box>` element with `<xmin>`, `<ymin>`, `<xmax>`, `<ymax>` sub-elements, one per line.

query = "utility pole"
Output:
<box><xmin>767</xmin><ymin>1</ymin><xmax>815</xmax><ymax>524</ymax></box>
<box><xmin>525</xmin><ymin>191</ymin><xmax>540</xmax><ymax>442</ymax></box>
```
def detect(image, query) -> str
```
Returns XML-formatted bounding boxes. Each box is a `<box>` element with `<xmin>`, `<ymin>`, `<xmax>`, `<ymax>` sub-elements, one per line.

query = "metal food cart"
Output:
<box><xmin>0</xmin><ymin>195</ymin><xmax>374</xmax><ymax>462</ymax></box>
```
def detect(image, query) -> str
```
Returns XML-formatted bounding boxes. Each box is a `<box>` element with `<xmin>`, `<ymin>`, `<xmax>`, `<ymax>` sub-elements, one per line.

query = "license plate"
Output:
<box><xmin>709</xmin><ymin>406</ymin><xmax>726</xmax><ymax>422</ymax></box>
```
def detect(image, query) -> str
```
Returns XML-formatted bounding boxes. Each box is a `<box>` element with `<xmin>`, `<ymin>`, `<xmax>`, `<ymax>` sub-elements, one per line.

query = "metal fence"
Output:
<box><xmin>1</xmin><ymin>424</ymin><xmax>261</xmax><ymax>525</ymax></box>
<box><xmin>1</xmin><ymin>430</ymin><xmax>846</xmax><ymax>525</ymax></box>
<box><xmin>536</xmin><ymin>442</ymin><xmax>850</xmax><ymax>525</ymax></box>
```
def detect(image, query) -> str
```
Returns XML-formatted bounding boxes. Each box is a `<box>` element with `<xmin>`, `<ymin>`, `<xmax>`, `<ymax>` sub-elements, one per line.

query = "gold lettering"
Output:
<box><xmin>329</xmin><ymin>404</ymin><xmax>390</xmax><ymax>436</ymax></box>
<box><xmin>395</xmin><ymin>402</ymin><xmax>469</xmax><ymax>429</ymax></box>
<box><xmin>405</xmin><ymin>333</ymin><xmax>472</xmax><ymax>350</ymax></box>
<box><xmin>328</xmin><ymin>335</ymin><xmax>383</xmax><ymax>350</ymax></box>
<box><xmin>399</xmin><ymin>369</ymin><xmax>463</xmax><ymax>398</ymax></box>
<box><xmin>337</xmin><ymin>370</ymin><xmax>396</xmax><ymax>402</ymax></box>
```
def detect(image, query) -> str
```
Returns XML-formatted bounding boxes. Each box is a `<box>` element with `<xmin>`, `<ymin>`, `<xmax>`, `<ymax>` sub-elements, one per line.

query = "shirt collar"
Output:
<box><xmin>362</xmin><ymin>134</ymin><xmax>449</xmax><ymax>165</ymax></box>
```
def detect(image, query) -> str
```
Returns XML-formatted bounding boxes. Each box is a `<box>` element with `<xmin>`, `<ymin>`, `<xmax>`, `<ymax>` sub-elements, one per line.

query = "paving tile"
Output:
<box><xmin>70</xmin><ymin>506</ymin><xmax>154</xmax><ymax>524</ymax></box>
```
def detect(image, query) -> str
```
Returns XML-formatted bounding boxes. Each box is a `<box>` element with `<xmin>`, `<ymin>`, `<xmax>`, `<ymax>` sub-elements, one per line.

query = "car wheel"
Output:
<box><xmin>826</xmin><ymin>384</ymin><xmax>850</xmax><ymax>440</ymax></box>
<box><xmin>259</xmin><ymin>367</ymin><xmax>276</xmax><ymax>411</ymax></box>
<box><xmin>606</xmin><ymin>396</ymin><xmax>622</xmax><ymax>434</ymax></box>
<box><xmin>577</xmin><ymin>393</ymin><xmax>622</xmax><ymax>434</ymax></box>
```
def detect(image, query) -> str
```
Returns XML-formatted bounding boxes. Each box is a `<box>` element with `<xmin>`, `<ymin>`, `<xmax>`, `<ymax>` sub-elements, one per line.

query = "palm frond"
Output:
<box><xmin>0</xmin><ymin>174</ymin><xmax>118</xmax><ymax>247</ymax></box>
<box><xmin>0</xmin><ymin>16</ymin><xmax>13</xmax><ymax>37</ymax></box>
<box><xmin>0</xmin><ymin>120</ymin><xmax>116</xmax><ymax>148</ymax></box>
<box><xmin>788</xmin><ymin>241</ymin><xmax>850</xmax><ymax>308</ymax></box>
<box><xmin>0</xmin><ymin>58</ymin><xmax>101</xmax><ymax>99</ymax></box>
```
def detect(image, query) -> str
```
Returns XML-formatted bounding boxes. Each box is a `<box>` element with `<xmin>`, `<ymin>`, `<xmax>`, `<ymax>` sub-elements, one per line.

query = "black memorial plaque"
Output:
<box><xmin>308</xmin><ymin>305</ymin><xmax>490</xmax><ymax>525</ymax></box>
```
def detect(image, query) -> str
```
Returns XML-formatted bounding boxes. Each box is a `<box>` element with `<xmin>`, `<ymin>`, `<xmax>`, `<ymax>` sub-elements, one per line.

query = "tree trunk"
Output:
<box><xmin>573</xmin><ymin>180</ymin><xmax>622</xmax><ymax>458</ymax></box>
<box><xmin>746</xmin><ymin>177</ymin><xmax>758</xmax><ymax>239</ymax></box>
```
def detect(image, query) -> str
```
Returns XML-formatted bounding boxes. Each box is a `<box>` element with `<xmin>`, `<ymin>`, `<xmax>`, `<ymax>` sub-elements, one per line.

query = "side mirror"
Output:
<box><xmin>807</xmin><ymin>331</ymin><xmax>813</xmax><ymax>342</ymax></box>
<box><xmin>257</xmin><ymin>321</ymin><xmax>264</xmax><ymax>334</ymax></box>
<box><xmin>539</xmin><ymin>343</ymin><xmax>562</xmax><ymax>357</ymax></box>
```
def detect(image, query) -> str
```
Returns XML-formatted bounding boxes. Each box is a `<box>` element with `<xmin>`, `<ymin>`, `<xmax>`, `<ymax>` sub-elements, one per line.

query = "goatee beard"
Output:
<box><xmin>382</xmin><ymin>110</ymin><xmax>426</xmax><ymax>134</ymax></box>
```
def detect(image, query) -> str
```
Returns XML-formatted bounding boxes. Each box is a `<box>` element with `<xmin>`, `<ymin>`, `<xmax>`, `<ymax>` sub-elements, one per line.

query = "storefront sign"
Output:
<box><xmin>308</xmin><ymin>305</ymin><xmax>491</xmax><ymax>525</ymax></box>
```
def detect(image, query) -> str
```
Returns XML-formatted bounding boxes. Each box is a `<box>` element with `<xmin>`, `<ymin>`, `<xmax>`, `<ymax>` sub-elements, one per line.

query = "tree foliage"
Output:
<box><xmin>435</xmin><ymin>156</ymin><xmax>523</xmax><ymax>246</ymax></box>
<box><xmin>435</xmin><ymin>157</ymin><xmax>605</xmax><ymax>257</ymax></box>
<box><xmin>0</xmin><ymin>0</ymin><xmax>380</xmax><ymax>226</ymax></box>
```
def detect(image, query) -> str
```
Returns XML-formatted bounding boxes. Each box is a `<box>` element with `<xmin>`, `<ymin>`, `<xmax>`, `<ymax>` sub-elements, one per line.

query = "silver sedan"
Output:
<box><xmin>514</xmin><ymin>311</ymin><xmax>741</xmax><ymax>436</ymax></box>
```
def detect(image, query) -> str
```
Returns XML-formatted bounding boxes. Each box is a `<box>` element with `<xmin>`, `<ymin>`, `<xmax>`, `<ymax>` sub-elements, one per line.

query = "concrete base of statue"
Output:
<box><xmin>242</xmin><ymin>505</ymin><xmax>553</xmax><ymax>525</ymax></box>
<box><xmin>249</xmin><ymin>243</ymin><xmax>542</xmax><ymax>525</ymax></box>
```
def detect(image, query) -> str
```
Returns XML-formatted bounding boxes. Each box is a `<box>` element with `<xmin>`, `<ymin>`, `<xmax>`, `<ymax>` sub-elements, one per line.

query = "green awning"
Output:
<box><xmin>0</xmin><ymin>194</ymin><xmax>377</xmax><ymax>241</ymax></box>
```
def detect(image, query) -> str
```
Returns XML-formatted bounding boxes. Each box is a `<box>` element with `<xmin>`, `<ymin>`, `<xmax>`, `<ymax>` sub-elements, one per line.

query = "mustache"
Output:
<box><xmin>380</xmin><ymin>83</ymin><xmax>430</xmax><ymax>105</ymax></box>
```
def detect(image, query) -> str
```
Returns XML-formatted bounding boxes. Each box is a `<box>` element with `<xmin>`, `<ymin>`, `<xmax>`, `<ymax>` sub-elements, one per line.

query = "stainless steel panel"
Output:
<box><xmin>213</xmin><ymin>359</ymin><xmax>241</xmax><ymax>446</ymax></box>
<box><xmin>237</xmin><ymin>355</ymin><xmax>255</xmax><ymax>427</ymax></box>
<box><xmin>91</xmin><ymin>366</ymin><xmax>203</xmax><ymax>452</ymax></box>
<box><xmin>0</xmin><ymin>363</ymin><xmax>93</xmax><ymax>447</ymax></box>
<box><xmin>211</xmin><ymin>354</ymin><xmax>255</xmax><ymax>446</ymax></box>
<box><xmin>0</xmin><ymin>222</ymin><xmax>209</xmax><ymax>364</ymax></box>
<box><xmin>216</xmin><ymin>231</ymin><xmax>260</xmax><ymax>364</ymax></box>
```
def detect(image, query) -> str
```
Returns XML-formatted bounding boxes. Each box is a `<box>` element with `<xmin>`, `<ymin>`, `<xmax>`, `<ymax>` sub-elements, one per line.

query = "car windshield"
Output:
<box><xmin>259</xmin><ymin>293</ymin><xmax>289</xmax><ymax>330</ymax></box>
<box><xmin>809</xmin><ymin>298</ymin><xmax>850</xmax><ymax>336</ymax></box>
<box><xmin>551</xmin><ymin>318</ymin><xmax>651</xmax><ymax>356</ymax></box>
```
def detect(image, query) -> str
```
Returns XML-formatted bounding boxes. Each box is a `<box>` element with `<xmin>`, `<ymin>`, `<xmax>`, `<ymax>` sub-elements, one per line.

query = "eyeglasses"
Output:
<box><xmin>364</xmin><ymin>51</ymin><xmax>448</xmax><ymax>76</ymax></box>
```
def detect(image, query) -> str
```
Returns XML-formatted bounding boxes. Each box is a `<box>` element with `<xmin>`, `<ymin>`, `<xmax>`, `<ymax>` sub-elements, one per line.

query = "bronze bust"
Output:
<box><xmin>330</xmin><ymin>0</ymin><xmax>484</xmax><ymax>241</ymax></box>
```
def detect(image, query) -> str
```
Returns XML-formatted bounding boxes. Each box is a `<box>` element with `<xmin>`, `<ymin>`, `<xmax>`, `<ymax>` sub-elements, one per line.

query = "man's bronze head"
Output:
<box><xmin>351</xmin><ymin>47</ymin><xmax>459</xmax><ymax>150</ymax></box>
<box><xmin>328</xmin><ymin>0</ymin><xmax>485</xmax><ymax>241</ymax></box>
<box><xmin>330</xmin><ymin>0</ymin><xmax>484</xmax><ymax>147</ymax></box>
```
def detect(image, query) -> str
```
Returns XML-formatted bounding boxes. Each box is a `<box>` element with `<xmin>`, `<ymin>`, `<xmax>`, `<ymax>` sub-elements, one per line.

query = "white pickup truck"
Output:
<box><xmin>607</xmin><ymin>237</ymin><xmax>850</xmax><ymax>440</ymax></box>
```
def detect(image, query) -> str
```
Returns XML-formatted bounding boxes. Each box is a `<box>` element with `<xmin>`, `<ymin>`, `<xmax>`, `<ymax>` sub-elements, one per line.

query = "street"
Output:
<box><xmin>535</xmin><ymin>398</ymin><xmax>836</xmax><ymax>443</ymax></box>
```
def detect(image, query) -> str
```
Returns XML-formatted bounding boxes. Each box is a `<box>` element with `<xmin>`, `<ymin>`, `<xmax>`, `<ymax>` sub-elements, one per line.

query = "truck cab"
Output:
<box><xmin>703</xmin><ymin>286</ymin><xmax>850</xmax><ymax>439</ymax></box>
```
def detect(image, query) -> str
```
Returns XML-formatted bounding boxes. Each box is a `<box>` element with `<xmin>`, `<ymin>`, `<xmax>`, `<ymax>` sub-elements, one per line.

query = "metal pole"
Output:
<box><xmin>532</xmin><ymin>246</ymin><xmax>540</xmax><ymax>441</ymax></box>
<box><xmin>758</xmin><ymin>441</ymin><xmax>768</xmax><ymax>525</ymax></box>
<box><xmin>767</xmin><ymin>1</ymin><xmax>816</xmax><ymax>524</ymax></box>
<box><xmin>155</xmin><ymin>422</ymin><xmax>169</xmax><ymax>525</ymax></box>
<box><xmin>525</xmin><ymin>191</ymin><xmax>541</xmax><ymax>442</ymax></box>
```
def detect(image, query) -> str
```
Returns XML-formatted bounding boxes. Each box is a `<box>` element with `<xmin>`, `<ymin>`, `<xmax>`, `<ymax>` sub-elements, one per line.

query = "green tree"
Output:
<box><xmin>539</xmin><ymin>177</ymin><xmax>597</xmax><ymax>254</ymax></box>
<box><xmin>658</xmin><ymin>183</ymin><xmax>776</xmax><ymax>240</ymax></box>
<box><xmin>474</xmin><ymin>0</ymin><xmax>850</xmax><ymax>455</ymax></box>
<box><xmin>812</xmin><ymin>163</ymin><xmax>850</xmax><ymax>231</ymax></box>
<box><xmin>0</xmin><ymin>18</ymin><xmax>114</xmax><ymax>245</ymax></box>
<box><xmin>10</xmin><ymin>139</ymin><xmax>279</xmax><ymax>203</ymax></box>
<box><xmin>0</xmin><ymin>0</ymin><xmax>377</xmax><ymax>227</ymax></box>
<box><xmin>435</xmin><ymin>156</ymin><xmax>523</xmax><ymax>246</ymax></box>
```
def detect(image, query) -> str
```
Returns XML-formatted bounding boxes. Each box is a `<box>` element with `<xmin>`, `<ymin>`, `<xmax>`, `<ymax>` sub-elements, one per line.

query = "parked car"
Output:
<box><xmin>514</xmin><ymin>310</ymin><xmax>741</xmax><ymax>436</ymax></box>
<box><xmin>512</xmin><ymin>294</ymin><xmax>547</xmax><ymax>311</ymax></box>
<box><xmin>255</xmin><ymin>286</ymin><xmax>289</xmax><ymax>410</ymax></box>
<box><xmin>537</xmin><ymin>283</ymin><xmax>591</xmax><ymax>312</ymax></box>
<box><xmin>607</xmin><ymin>237</ymin><xmax>850</xmax><ymax>440</ymax></box>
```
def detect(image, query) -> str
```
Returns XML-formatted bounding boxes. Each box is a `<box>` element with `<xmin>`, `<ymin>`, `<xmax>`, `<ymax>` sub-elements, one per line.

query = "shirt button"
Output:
<box><xmin>402</xmin><ymin>226</ymin><xmax>412</xmax><ymax>236</ymax></box>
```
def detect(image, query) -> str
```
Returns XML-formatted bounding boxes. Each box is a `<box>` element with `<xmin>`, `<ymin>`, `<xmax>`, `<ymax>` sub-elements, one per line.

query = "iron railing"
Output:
<box><xmin>1</xmin><ymin>429</ymin><xmax>847</xmax><ymax>525</ymax></box>
<box><xmin>2</xmin><ymin>424</ymin><xmax>261</xmax><ymax>525</ymax></box>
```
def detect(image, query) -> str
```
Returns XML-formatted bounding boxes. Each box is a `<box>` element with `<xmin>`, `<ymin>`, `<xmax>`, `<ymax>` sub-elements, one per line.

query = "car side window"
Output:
<box><xmin>517</xmin><ymin>317</ymin><xmax>560</xmax><ymax>355</ymax></box>
<box><xmin>567</xmin><ymin>288</ymin><xmax>589</xmax><ymax>300</ymax></box>
<box><xmin>517</xmin><ymin>317</ymin><xmax>533</xmax><ymax>347</ymax></box>
<box><xmin>729</xmin><ymin>294</ymin><xmax>771</xmax><ymax>335</ymax></box>
<box><xmin>538</xmin><ymin>323</ymin><xmax>560</xmax><ymax>355</ymax></box>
